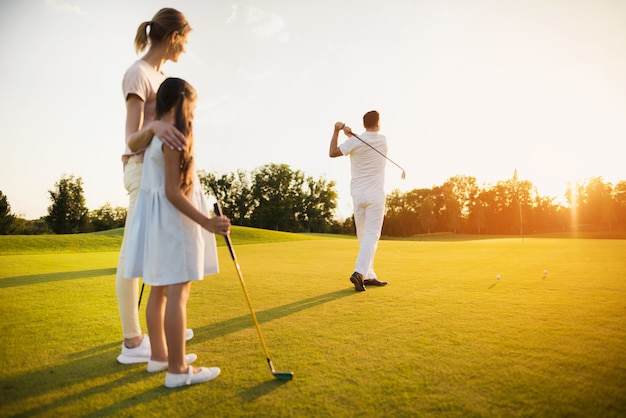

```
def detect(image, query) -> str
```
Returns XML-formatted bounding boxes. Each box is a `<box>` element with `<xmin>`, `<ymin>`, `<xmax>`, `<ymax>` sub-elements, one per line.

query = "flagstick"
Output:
<box><xmin>519</xmin><ymin>197</ymin><xmax>524</xmax><ymax>244</ymax></box>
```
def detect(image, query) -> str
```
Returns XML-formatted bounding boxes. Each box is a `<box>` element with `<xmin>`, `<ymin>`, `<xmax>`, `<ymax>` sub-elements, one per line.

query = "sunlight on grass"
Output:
<box><xmin>0</xmin><ymin>231</ymin><xmax>625</xmax><ymax>416</ymax></box>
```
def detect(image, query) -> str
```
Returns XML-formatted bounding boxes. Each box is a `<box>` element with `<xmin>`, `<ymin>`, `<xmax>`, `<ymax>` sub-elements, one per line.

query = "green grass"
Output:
<box><xmin>0</xmin><ymin>230</ymin><xmax>625</xmax><ymax>417</ymax></box>
<box><xmin>0</xmin><ymin>226</ymin><xmax>320</xmax><ymax>255</ymax></box>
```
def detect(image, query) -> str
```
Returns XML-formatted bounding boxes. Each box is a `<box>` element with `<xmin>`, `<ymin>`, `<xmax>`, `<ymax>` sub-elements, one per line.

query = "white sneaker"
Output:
<box><xmin>117</xmin><ymin>335</ymin><xmax>151</xmax><ymax>364</ymax></box>
<box><xmin>116</xmin><ymin>329</ymin><xmax>191</xmax><ymax>364</ymax></box>
<box><xmin>165</xmin><ymin>366</ymin><xmax>221</xmax><ymax>388</ymax></box>
<box><xmin>147</xmin><ymin>353</ymin><xmax>198</xmax><ymax>373</ymax></box>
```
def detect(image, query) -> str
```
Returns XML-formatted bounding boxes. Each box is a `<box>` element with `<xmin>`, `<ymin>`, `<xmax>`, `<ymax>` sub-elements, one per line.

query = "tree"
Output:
<box><xmin>45</xmin><ymin>175</ymin><xmax>89</xmax><ymax>234</ymax></box>
<box><xmin>440</xmin><ymin>175</ymin><xmax>479</xmax><ymax>233</ymax></box>
<box><xmin>199</xmin><ymin>165</ymin><xmax>339</xmax><ymax>232</ymax></box>
<box><xmin>383</xmin><ymin>190</ymin><xmax>410</xmax><ymax>236</ymax></box>
<box><xmin>584</xmin><ymin>177</ymin><xmax>613</xmax><ymax>230</ymax></box>
<box><xmin>383</xmin><ymin>188</ymin><xmax>438</xmax><ymax>236</ymax></box>
<box><xmin>199</xmin><ymin>169</ymin><xmax>254</xmax><ymax>226</ymax></box>
<box><xmin>295</xmin><ymin>175</ymin><xmax>338</xmax><ymax>233</ymax></box>
<box><xmin>613</xmin><ymin>181</ymin><xmax>626</xmax><ymax>230</ymax></box>
<box><xmin>89</xmin><ymin>203</ymin><xmax>127</xmax><ymax>231</ymax></box>
<box><xmin>251</xmin><ymin>163</ymin><xmax>301</xmax><ymax>231</ymax></box>
<box><xmin>417</xmin><ymin>190</ymin><xmax>437</xmax><ymax>234</ymax></box>
<box><xmin>567</xmin><ymin>177</ymin><xmax>614</xmax><ymax>230</ymax></box>
<box><xmin>0</xmin><ymin>190</ymin><xmax>16</xmax><ymax>234</ymax></box>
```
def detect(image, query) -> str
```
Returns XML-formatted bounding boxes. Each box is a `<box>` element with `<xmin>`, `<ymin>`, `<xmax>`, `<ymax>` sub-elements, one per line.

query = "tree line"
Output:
<box><xmin>0</xmin><ymin>164</ymin><xmax>343</xmax><ymax>235</ymax></box>
<box><xmin>1</xmin><ymin>167</ymin><xmax>625</xmax><ymax>236</ymax></box>
<box><xmin>200</xmin><ymin>163</ymin><xmax>339</xmax><ymax>233</ymax></box>
<box><xmin>1</xmin><ymin>175</ymin><xmax>127</xmax><ymax>235</ymax></box>
<box><xmin>383</xmin><ymin>175</ymin><xmax>626</xmax><ymax>236</ymax></box>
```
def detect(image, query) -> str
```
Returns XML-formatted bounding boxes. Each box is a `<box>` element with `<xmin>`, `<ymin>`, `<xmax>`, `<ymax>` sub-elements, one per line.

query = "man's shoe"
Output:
<box><xmin>364</xmin><ymin>278</ymin><xmax>388</xmax><ymax>286</ymax></box>
<box><xmin>350</xmin><ymin>272</ymin><xmax>366</xmax><ymax>291</ymax></box>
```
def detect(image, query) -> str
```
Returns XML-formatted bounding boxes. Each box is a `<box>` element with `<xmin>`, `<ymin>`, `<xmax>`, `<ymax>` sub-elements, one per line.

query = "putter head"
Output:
<box><xmin>268</xmin><ymin>359</ymin><xmax>293</xmax><ymax>381</ymax></box>
<box><xmin>273</xmin><ymin>371</ymin><xmax>294</xmax><ymax>381</ymax></box>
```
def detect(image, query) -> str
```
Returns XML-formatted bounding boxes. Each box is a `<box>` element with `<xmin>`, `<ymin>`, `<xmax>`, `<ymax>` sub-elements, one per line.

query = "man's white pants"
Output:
<box><xmin>352</xmin><ymin>195</ymin><xmax>385</xmax><ymax>279</ymax></box>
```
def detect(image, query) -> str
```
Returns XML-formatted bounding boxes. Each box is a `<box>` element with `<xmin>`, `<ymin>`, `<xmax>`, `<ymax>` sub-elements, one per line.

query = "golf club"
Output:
<box><xmin>214</xmin><ymin>202</ymin><xmax>294</xmax><ymax>381</ymax></box>
<box><xmin>345</xmin><ymin>126</ymin><xmax>406</xmax><ymax>179</ymax></box>
<box><xmin>138</xmin><ymin>282</ymin><xmax>145</xmax><ymax>308</ymax></box>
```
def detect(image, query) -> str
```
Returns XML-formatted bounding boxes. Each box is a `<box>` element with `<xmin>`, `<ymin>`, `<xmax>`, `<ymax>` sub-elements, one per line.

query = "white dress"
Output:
<box><xmin>124</xmin><ymin>136</ymin><xmax>219</xmax><ymax>286</ymax></box>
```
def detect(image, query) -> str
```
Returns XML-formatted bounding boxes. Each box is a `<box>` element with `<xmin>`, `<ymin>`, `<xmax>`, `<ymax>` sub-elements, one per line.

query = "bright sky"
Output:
<box><xmin>1</xmin><ymin>0</ymin><xmax>624</xmax><ymax>220</ymax></box>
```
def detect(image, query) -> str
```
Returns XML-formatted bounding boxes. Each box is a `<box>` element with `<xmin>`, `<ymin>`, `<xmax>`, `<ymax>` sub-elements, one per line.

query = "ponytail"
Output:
<box><xmin>134</xmin><ymin>21</ymin><xmax>151</xmax><ymax>54</ymax></box>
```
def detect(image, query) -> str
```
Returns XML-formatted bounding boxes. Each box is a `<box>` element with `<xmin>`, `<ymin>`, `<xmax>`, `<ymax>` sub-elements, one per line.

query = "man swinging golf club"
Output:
<box><xmin>329</xmin><ymin>110</ymin><xmax>389</xmax><ymax>291</ymax></box>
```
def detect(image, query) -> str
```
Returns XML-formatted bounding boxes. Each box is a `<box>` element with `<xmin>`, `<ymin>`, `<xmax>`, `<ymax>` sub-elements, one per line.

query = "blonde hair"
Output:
<box><xmin>156</xmin><ymin>78</ymin><xmax>197</xmax><ymax>196</ymax></box>
<box><xmin>134</xmin><ymin>8</ymin><xmax>191</xmax><ymax>54</ymax></box>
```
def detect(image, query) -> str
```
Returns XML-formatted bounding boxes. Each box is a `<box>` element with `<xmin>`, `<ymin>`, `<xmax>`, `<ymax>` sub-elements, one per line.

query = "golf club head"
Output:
<box><xmin>273</xmin><ymin>371</ymin><xmax>294</xmax><ymax>381</ymax></box>
<box><xmin>268</xmin><ymin>359</ymin><xmax>293</xmax><ymax>381</ymax></box>
<box><xmin>401</xmin><ymin>170</ymin><xmax>406</xmax><ymax>180</ymax></box>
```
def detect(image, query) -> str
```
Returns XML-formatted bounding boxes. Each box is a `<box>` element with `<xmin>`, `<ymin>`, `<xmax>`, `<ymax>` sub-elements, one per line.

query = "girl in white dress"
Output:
<box><xmin>125</xmin><ymin>77</ymin><xmax>231</xmax><ymax>388</ymax></box>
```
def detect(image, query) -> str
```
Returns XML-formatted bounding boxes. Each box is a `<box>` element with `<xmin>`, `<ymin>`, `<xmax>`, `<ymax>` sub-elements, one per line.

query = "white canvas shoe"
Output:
<box><xmin>117</xmin><ymin>335</ymin><xmax>151</xmax><ymax>364</ymax></box>
<box><xmin>165</xmin><ymin>366</ymin><xmax>221</xmax><ymax>388</ymax></box>
<box><xmin>147</xmin><ymin>353</ymin><xmax>198</xmax><ymax>373</ymax></box>
<box><xmin>185</xmin><ymin>328</ymin><xmax>194</xmax><ymax>341</ymax></box>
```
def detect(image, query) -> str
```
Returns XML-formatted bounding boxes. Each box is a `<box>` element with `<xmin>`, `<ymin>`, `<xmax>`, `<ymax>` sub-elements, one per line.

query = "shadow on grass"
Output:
<box><xmin>1</xmin><ymin>347</ymin><xmax>149</xmax><ymax>417</ymax></box>
<box><xmin>191</xmin><ymin>288</ymin><xmax>355</xmax><ymax>344</ymax></box>
<box><xmin>81</xmin><ymin>385</ymin><xmax>178</xmax><ymax>418</ymax></box>
<box><xmin>0</xmin><ymin>268</ymin><xmax>116</xmax><ymax>288</ymax></box>
<box><xmin>1</xmin><ymin>289</ymin><xmax>351</xmax><ymax>416</ymax></box>
<box><xmin>238</xmin><ymin>379</ymin><xmax>290</xmax><ymax>402</ymax></box>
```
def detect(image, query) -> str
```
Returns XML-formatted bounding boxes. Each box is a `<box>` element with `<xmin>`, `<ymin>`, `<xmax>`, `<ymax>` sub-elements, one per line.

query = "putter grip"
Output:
<box><xmin>213</xmin><ymin>203</ymin><xmax>236</xmax><ymax>261</ymax></box>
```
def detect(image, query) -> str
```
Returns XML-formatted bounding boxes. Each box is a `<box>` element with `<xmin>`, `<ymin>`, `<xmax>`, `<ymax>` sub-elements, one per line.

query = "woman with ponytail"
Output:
<box><xmin>116</xmin><ymin>8</ymin><xmax>193</xmax><ymax>365</ymax></box>
<box><xmin>124</xmin><ymin>78</ymin><xmax>231</xmax><ymax>388</ymax></box>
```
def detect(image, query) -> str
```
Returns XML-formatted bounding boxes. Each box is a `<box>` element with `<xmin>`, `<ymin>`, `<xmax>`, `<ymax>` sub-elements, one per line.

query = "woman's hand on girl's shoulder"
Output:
<box><xmin>152</xmin><ymin>121</ymin><xmax>187</xmax><ymax>151</ymax></box>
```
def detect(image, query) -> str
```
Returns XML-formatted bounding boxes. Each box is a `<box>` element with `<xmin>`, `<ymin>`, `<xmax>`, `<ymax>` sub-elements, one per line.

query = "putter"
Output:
<box><xmin>214</xmin><ymin>203</ymin><xmax>293</xmax><ymax>381</ymax></box>
<box><xmin>348</xmin><ymin>128</ymin><xmax>406</xmax><ymax>179</ymax></box>
<box><xmin>138</xmin><ymin>283</ymin><xmax>145</xmax><ymax>309</ymax></box>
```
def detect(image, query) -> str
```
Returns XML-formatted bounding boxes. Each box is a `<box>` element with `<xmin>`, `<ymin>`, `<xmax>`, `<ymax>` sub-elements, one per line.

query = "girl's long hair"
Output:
<box><xmin>155</xmin><ymin>77</ymin><xmax>197</xmax><ymax>196</ymax></box>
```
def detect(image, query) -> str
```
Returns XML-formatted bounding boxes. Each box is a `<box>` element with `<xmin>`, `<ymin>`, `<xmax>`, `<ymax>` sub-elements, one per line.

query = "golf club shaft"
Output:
<box><xmin>213</xmin><ymin>204</ymin><xmax>272</xmax><ymax>361</ymax></box>
<box><xmin>229</xmin><ymin>241</ymin><xmax>273</xmax><ymax>361</ymax></box>
<box><xmin>138</xmin><ymin>283</ymin><xmax>145</xmax><ymax>309</ymax></box>
<box><xmin>350</xmin><ymin>132</ymin><xmax>406</xmax><ymax>175</ymax></box>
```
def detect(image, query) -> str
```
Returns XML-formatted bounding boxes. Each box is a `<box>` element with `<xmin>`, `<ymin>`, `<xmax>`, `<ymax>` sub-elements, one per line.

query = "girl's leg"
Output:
<box><xmin>146</xmin><ymin>285</ymin><xmax>168</xmax><ymax>362</ymax></box>
<box><xmin>165</xmin><ymin>281</ymin><xmax>192</xmax><ymax>374</ymax></box>
<box><xmin>162</xmin><ymin>281</ymin><xmax>221</xmax><ymax>387</ymax></box>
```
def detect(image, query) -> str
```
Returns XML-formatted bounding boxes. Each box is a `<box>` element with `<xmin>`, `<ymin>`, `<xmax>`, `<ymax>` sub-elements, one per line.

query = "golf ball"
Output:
<box><xmin>544</xmin><ymin>270</ymin><xmax>548</xmax><ymax>275</ymax></box>
<box><xmin>496</xmin><ymin>275</ymin><xmax>501</xmax><ymax>280</ymax></box>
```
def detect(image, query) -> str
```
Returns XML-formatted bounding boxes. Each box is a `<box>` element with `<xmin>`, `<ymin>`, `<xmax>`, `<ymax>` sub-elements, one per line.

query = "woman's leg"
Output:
<box><xmin>116</xmin><ymin>160</ymin><xmax>143</xmax><ymax>346</ymax></box>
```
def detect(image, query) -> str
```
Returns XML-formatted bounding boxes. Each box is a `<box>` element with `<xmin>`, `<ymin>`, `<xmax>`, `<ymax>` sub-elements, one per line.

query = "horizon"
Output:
<box><xmin>7</xmin><ymin>166</ymin><xmax>623</xmax><ymax>222</ymax></box>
